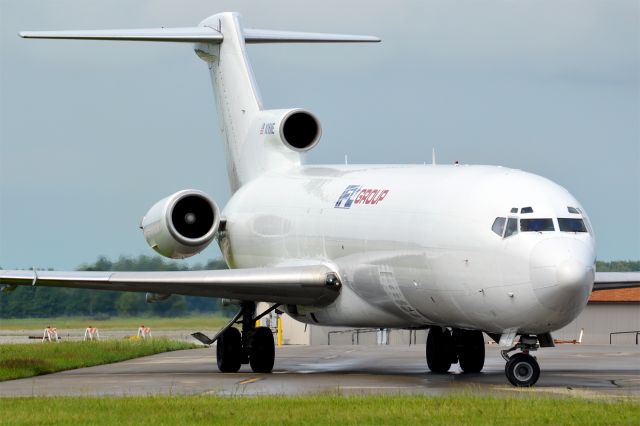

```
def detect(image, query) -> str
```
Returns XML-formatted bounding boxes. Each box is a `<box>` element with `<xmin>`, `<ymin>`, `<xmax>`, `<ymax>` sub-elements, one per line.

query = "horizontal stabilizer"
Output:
<box><xmin>19</xmin><ymin>27</ymin><xmax>223</xmax><ymax>43</ymax></box>
<box><xmin>243</xmin><ymin>29</ymin><xmax>380</xmax><ymax>43</ymax></box>
<box><xmin>19</xmin><ymin>27</ymin><xmax>380</xmax><ymax>44</ymax></box>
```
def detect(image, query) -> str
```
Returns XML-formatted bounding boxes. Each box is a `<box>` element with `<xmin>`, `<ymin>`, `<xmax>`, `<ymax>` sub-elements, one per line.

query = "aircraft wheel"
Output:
<box><xmin>505</xmin><ymin>353</ymin><xmax>540</xmax><ymax>387</ymax></box>
<box><xmin>249</xmin><ymin>326</ymin><xmax>275</xmax><ymax>373</ymax></box>
<box><xmin>216</xmin><ymin>327</ymin><xmax>242</xmax><ymax>373</ymax></box>
<box><xmin>426</xmin><ymin>327</ymin><xmax>454</xmax><ymax>373</ymax></box>
<box><xmin>456</xmin><ymin>329</ymin><xmax>485</xmax><ymax>373</ymax></box>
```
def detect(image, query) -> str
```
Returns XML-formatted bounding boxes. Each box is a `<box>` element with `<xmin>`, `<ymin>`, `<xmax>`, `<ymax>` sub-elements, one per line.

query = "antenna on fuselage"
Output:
<box><xmin>432</xmin><ymin>148</ymin><xmax>436</xmax><ymax>165</ymax></box>
<box><xmin>344</xmin><ymin>154</ymin><xmax>349</xmax><ymax>165</ymax></box>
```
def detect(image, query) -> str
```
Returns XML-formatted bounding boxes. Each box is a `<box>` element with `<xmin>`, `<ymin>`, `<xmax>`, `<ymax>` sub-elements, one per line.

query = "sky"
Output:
<box><xmin>0</xmin><ymin>0</ymin><xmax>638</xmax><ymax>270</ymax></box>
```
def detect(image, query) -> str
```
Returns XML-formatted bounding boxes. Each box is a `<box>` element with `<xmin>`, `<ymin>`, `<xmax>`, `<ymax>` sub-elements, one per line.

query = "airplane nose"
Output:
<box><xmin>530</xmin><ymin>238</ymin><xmax>595</xmax><ymax>314</ymax></box>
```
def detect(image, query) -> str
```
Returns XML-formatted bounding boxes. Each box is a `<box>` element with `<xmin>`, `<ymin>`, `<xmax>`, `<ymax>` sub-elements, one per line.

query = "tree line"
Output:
<box><xmin>0</xmin><ymin>258</ymin><xmax>637</xmax><ymax>319</ymax></box>
<box><xmin>594</xmin><ymin>260</ymin><xmax>640</xmax><ymax>272</ymax></box>
<box><xmin>0</xmin><ymin>255</ymin><xmax>227</xmax><ymax>319</ymax></box>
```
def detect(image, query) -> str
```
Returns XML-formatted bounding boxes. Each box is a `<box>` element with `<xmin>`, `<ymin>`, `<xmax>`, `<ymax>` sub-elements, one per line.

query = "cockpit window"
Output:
<box><xmin>504</xmin><ymin>217</ymin><xmax>518</xmax><ymax>238</ymax></box>
<box><xmin>567</xmin><ymin>207</ymin><xmax>580</xmax><ymax>214</ymax></box>
<box><xmin>558</xmin><ymin>218</ymin><xmax>588</xmax><ymax>233</ymax></box>
<box><xmin>521</xmin><ymin>218</ymin><xmax>555</xmax><ymax>232</ymax></box>
<box><xmin>521</xmin><ymin>207</ymin><xmax>533</xmax><ymax>214</ymax></box>
<box><xmin>492</xmin><ymin>217</ymin><xmax>506</xmax><ymax>236</ymax></box>
<box><xmin>510</xmin><ymin>207</ymin><xmax>518</xmax><ymax>213</ymax></box>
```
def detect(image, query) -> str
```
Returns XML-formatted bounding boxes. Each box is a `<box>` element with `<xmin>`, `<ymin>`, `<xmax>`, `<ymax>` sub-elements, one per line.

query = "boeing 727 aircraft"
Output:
<box><xmin>2</xmin><ymin>12</ymin><xmax>639</xmax><ymax>386</ymax></box>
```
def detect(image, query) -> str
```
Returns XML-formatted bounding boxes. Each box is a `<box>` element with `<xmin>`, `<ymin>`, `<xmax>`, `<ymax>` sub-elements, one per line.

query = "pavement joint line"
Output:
<box><xmin>338</xmin><ymin>386</ymin><xmax>415</xmax><ymax>390</ymax></box>
<box><xmin>238</xmin><ymin>377</ymin><xmax>262</xmax><ymax>385</ymax></box>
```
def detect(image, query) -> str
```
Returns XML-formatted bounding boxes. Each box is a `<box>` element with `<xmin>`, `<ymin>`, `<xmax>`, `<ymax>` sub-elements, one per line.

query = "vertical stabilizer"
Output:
<box><xmin>194</xmin><ymin>13</ymin><xmax>380</xmax><ymax>192</ymax></box>
<box><xmin>195</xmin><ymin>13</ymin><xmax>264</xmax><ymax>191</ymax></box>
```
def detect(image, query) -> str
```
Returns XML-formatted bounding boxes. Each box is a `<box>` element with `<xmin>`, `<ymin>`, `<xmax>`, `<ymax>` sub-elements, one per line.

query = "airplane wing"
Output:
<box><xmin>0</xmin><ymin>265</ymin><xmax>341</xmax><ymax>306</ymax></box>
<box><xmin>593</xmin><ymin>272</ymin><xmax>640</xmax><ymax>291</ymax></box>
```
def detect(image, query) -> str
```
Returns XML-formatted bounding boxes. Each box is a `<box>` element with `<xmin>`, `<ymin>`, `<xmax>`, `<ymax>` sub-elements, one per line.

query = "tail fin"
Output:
<box><xmin>20</xmin><ymin>12</ymin><xmax>380</xmax><ymax>192</ymax></box>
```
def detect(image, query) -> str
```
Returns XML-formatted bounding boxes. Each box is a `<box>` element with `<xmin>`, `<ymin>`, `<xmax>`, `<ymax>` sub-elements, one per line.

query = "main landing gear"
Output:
<box><xmin>425</xmin><ymin>327</ymin><xmax>542</xmax><ymax>387</ymax></box>
<box><xmin>193</xmin><ymin>301</ymin><xmax>278</xmax><ymax>374</ymax></box>
<box><xmin>426</xmin><ymin>327</ymin><xmax>485</xmax><ymax>374</ymax></box>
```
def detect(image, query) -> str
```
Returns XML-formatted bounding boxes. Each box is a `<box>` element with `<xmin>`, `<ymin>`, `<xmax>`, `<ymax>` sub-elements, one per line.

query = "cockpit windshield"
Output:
<box><xmin>504</xmin><ymin>217</ymin><xmax>518</xmax><ymax>237</ymax></box>
<box><xmin>520</xmin><ymin>218</ymin><xmax>555</xmax><ymax>232</ymax></box>
<box><xmin>492</xmin><ymin>208</ymin><xmax>591</xmax><ymax>238</ymax></box>
<box><xmin>558</xmin><ymin>218</ymin><xmax>588</xmax><ymax>233</ymax></box>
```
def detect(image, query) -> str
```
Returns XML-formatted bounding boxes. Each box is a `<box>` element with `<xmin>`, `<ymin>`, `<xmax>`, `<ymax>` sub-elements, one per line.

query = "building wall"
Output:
<box><xmin>552</xmin><ymin>303</ymin><xmax>640</xmax><ymax>344</ymax></box>
<box><xmin>280</xmin><ymin>312</ymin><xmax>310</xmax><ymax>345</ymax></box>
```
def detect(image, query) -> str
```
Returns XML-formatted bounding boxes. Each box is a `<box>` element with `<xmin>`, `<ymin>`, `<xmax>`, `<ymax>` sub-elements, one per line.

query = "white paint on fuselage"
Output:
<box><xmin>219</xmin><ymin>164</ymin><xmax>596</xmax><ymax>335</ymax></box>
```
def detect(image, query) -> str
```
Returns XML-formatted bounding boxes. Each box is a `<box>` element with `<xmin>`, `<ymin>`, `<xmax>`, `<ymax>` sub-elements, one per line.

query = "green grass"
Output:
<box><xmin>0</xmin><ymin>395</ymin><xmax>637</xmax><ymax>425</ymax></box>
<box><xmin>0</xmin><ymin>338</ymin><xmax>197</xmax><ymax>381</ymax></box>
<box><xmin>0</xmin><ymin>314</ymin><xmax>229</xmax><ymax>331</ymax></box>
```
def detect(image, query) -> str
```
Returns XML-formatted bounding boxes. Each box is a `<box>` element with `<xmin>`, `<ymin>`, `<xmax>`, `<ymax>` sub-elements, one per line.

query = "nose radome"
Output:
<box><xmin>556</xmin><ymin>258</ymin><xmax>592</xmax><ymax>290</ymax></box>
<box><xmin>530</xmin><ymin>238</ymin><xmax>595</xmax><ymax>315</ymax></box>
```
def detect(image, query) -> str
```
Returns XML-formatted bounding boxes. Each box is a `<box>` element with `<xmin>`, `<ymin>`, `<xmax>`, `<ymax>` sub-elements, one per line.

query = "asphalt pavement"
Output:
<box><xmin>1</xmin><ymin>344</ymin><xmax>638</xmax><ymax>398</ymax></box>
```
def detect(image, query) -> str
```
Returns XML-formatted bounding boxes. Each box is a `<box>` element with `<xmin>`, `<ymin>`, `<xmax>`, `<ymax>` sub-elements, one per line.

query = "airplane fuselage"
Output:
<box><xmin>221</xmin><ymin>164</ymin><xmax>596</xmax><ymax>335</ymax></box>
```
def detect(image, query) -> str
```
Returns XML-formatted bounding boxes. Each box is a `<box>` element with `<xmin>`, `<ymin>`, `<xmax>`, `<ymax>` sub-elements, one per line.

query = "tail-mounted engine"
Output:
<box><xmin>252</xmin><ymin>108</ymin><xmax>322</xmax><ymax>152</ymax></box>
<box><xmin>140</xmin><ymin>189</ymin><xmax>220</xmax><ymax>259</ymax></box>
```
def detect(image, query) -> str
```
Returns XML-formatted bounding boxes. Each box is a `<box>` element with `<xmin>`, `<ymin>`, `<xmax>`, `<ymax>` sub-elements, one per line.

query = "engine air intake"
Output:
<box><xmin>171</xmin><ymin>194</ymin><xmax>215</xmax><ymax>240</ymax></box>
<box><xmin>281</xmin><ymin>110</ymin><xmax>321</xmax><ymax>151</ymax></box>
<box><xmin>141</xmin><ymin>189</ymin><xmax>220</xmax><ymax>259</ymax></box>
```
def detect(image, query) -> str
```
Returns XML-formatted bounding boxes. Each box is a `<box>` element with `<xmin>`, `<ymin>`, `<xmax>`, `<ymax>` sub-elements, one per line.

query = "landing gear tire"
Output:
<box><xmin>426</xmin><ymin>327</ymin><xmax>455</xmax><ymax>373</ymax></box>
<box><xmin>249</xmin><ymin>326</ymin><xmax>275</xmax><ymax>373</ymax></box>
<box><xmin>217</xmin><ymin>327</ymin><xmax>242</xmax><ymax>373</ymax></box>
<box><xmin>455</xmin><ymin>330</ymin><xmax>485</xmax><ymax>373</ymax></box>
<box><xmin>505</xmin><ymin>353</ymin><xmax>540</xmax><ymax>387</ymax></box>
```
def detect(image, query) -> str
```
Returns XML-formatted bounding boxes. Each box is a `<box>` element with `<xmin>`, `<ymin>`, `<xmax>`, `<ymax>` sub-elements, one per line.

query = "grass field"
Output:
<box><xmin>0</xmin><ymin>314</ymin><xmax>229</xmax><ymax>331</ymax></box>
<box><xmin>0</xmin><ymin>395</ymin><xmax>637</xmax><ymax>425</ymax></box>
<box><xmin>0</xmin><ymin>338</ymin><xmax>197</xmax><ymax>381</ymax></box>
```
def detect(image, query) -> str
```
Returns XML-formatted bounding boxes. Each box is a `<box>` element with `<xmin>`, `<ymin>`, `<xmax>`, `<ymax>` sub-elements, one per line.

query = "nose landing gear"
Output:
<box><xmin>501</xmin><ymin>335</ymin><xmax>540</xmax><ymax>387</ymax></box>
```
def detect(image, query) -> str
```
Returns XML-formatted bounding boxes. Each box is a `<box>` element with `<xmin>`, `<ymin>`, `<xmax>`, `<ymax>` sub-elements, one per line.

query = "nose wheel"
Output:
<box><xmin>501</xmin><ymin>335</ymin><xmax>541</xmax><ymax>387</ymax></box>
<box><xmin>505</xmin><ymin>353</ymin><xmax>540</xmax><ymax>387</ymax></box>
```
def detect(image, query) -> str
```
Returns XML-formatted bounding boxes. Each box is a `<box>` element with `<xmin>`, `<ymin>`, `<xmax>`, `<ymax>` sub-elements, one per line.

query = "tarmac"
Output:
<box><xmin>0</xmin><ymin>344</ymin><xmax>638</xmax><ymax>398</ymax></box>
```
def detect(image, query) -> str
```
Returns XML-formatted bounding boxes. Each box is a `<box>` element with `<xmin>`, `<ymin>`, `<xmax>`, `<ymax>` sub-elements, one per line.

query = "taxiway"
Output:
<box><xmin>0</xmin><ymin>344</ymin><xmax>638</xmax><ymax>397</ymax></box>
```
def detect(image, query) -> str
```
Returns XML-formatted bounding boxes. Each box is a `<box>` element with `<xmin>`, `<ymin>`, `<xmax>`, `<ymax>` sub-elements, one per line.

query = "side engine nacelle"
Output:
<box><xmin>140</xmin><ymin>189</ymin><xmax>220</xmax><ymax>259</ymax></box>
<box><xmin>252</xmin><ymin>108</ymin><xmax>322</xmax><ymax>152</ymax></box>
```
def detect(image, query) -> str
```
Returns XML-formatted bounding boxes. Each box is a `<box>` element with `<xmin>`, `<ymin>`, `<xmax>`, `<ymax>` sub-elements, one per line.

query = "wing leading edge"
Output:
<box><xmin>0</xmin><ymin>265</ymin><xmax>341</xmax><ymax>306</ymax></box>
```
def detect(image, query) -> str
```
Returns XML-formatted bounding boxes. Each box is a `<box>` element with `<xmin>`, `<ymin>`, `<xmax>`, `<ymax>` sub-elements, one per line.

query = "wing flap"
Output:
<box><xmin>0</xmin><ymin>265</ymin><xmax>341</xmax><ymax>306</ymax></box>
<box><xmin>593</xmin><ymin>272</ymin><xmax>640</xmax><ymax>291</ymax></box>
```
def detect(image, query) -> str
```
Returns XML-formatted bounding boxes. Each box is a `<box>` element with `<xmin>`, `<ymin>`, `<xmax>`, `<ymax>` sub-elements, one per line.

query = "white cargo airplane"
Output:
<box><xmin>2</xmin><ymin>12</ymin><xmax>639</xmax><ymax>386</ymax></box>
